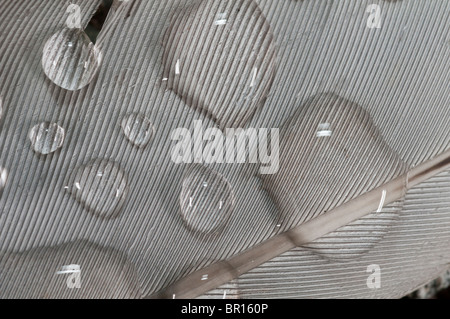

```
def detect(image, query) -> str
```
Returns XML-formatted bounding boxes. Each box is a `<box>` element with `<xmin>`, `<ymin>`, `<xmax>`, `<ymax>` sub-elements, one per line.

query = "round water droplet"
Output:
<box><xmin>179</xmin><ymin>166</ymin><xmax>235</xmax><ymax>234</ymax></box>
<box><xmin>0</xmin><ymin>166</ymin><xmax>7</xmax><ymax>192</ymax></box>
<box><xmin>28</xmin><ymin>122</ymin><xmax>65</xmax><ymax>155</ymax></box>
<box><xmin>120</xmin><ymin>113</ymin><xmax>155</xmax><ymax>148</ymax></box>
<box><xmin>42</xmin><ymin>28</ymin><xmax>102</xmax><ymax>91</ymax></box>
<box><xmin>66</xmin><ymin>159</ymin><xmax>128</xmax><ymax>218</ymax></box>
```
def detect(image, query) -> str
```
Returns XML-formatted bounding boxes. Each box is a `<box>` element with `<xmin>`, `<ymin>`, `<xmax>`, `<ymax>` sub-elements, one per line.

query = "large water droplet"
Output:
<box><xmin>120</xmin><ymin>113</ymin><xmax>155</xmax><ymax>148</ymax></box>
<box><xmin>262</xmin><ymin>93</ymin><xmax>408</xmax><ymax>259</ymax></box>
<box><xmin>179</xmin><ymin>165</ymin><xmax>235</xmax><ymax>234</ymax></box>
<box><xmin>66</xmin><ymin>159</ymin><xmax>128</xmax><ymax>218</ymax></box>
<box><xmin>162</xmin><ymin>0</ymin><xmax>277</xmax><ymax>128</ymax></box>
<box><xmin>0</xmin><ymin>240</ymin><xmax>141</xmax><ymax>298</ymax></box>
<box><xmin>42</xmin><ymin>28</ymin><xmax>102</xmax><ymax>91</ymax></box>
<box><xmin>28</xmin><ymin>122</ymin><xmax>65</xmax><ymax>155</ymax></box>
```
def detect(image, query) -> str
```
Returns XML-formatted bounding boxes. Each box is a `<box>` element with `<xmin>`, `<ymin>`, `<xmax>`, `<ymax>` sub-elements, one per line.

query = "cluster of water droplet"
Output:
<box><xmin>28</xmin><ymin>4</ymin><xmax>241</xmax><ymax>228</ymax></box>
<box><xmin>179</xmin><ymin>165</ymin><xmax>235</xmax><ymax>234</ymax></box>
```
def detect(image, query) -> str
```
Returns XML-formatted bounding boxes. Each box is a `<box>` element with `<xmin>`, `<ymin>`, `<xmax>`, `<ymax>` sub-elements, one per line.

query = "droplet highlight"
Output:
<box><xmin>66</xmin><ymin>160</ymin><xmax>128</xmax><ymax>218</ymax></box>
<box><xmin>28</xmin><ymin>122</ymin><xmax>65</xmax><ymax>155</ymax></box>
<box><xmin>0</xmin><ymin>166</ymin><xmax>7</xmax><ymax>192</ymax></box>
<box><xmin>120</xmin><ymin>113</ymin><xmax>155</xmax><ymax>148</ymax></box>
<box><xmin>179</xmin><ymin>166</ymin><xmax>235</xmax><ymax>234</ymax></box>
<box><xmin>42</xmin><ymin>28</ymin><xmax>102</xmax><ymax>91</ymax></box>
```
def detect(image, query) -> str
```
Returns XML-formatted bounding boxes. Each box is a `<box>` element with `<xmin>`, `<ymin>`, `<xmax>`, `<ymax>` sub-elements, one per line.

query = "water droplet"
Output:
<box><xmin>28</xmin><ymin>122</ymin><xmax>65</xmax><ymax>155</ymax></box>
<box><xmin>120</xmin><ymin>113</ymin><xmax>155</xmax><ymax>148</ymax></box>
<box><xmin>179</xmin><ymin>165</ymin><xmax>235</xmax><ymax>234</ymax></box>
<box><xmin>0</xmin><ymin>166</ymin><xmax>7</xmax><ymax>192</ymax></box>
<box><xmin>42</xmin><ymin>28</ymin><xmax>102</xmax><ymax>91</ymax></box>
<box><xmin>162</xmin><ymin>0</ymin><xmax>277</xmax><ymax>128</ymax></box>
<box><xmin>66</xmin><ymin>159</ymin><xmax>128</xmax><ymax>218</ymax></box>
<box><xmin>262</xmin><ymin>93</ymin><xmax>408</xmax><ymax>257</ymax></box>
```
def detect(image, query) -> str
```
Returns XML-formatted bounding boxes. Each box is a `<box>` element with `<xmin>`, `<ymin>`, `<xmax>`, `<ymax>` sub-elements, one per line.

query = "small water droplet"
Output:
<box><xmin>28</xmin><ymin>122</ymin><xmax>65</xmax><ymax>155</ymax></box>
<box><xmin>66</xmin><ymin>159</ymin><xmax>128</xmax><ymax>218</ymax></box>
<box><xmin>42</xmin><ymin>28</ymin><xmax>102</xmax><ymax>91</ymax></box>
<box><xmin>0</xmin><ymin>166</ymin><xmax>7</xmax><ymax>192</ymax></box>
<box><xmin>120</xmin><ymin>113</ymin><xmax>155</xmax><ymax>148</ymax></box>
<box><xmin>180</xmin><ymin>165</ymin><xmax>235</xmax><ymax>234</ymax></box>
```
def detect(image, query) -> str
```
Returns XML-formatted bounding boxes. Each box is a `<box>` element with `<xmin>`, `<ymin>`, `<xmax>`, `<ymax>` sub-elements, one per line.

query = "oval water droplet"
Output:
<box><xmin>120</xmin><ymin>113</ymin><xmax>155</xmax><ymax>148</ymax></box>
<box><xmin>179</xmin><ymin>165</ymin><xmax>235</xmax><ymax>234</ymax></box>
<box><xmin>66</xmin><ymin>159</ymin><xmax>128</xmax><ymax>218</ymax></box>
<box><xmin>0</xmin><ymin>166</ymin><xmax>7</xmax><ymax>192</ymax></box>
<box><xmin>42</xmin><ymin>28</ymin><xmax>102</xmax><ymax>91</ymax></box>
<box><xmin>262</xmin><ymin>93</ymin><xmax>408</xmax><ymax>259</ymax></box>
<box><xmin>28</xmin><ymin>122</ymin><xmax>65</xmax><ymax>155</ymax></box>
<box><xmin>163</xmin><ymin>0</ymin><xmax>277</xmax><ymax>128</ymax></box>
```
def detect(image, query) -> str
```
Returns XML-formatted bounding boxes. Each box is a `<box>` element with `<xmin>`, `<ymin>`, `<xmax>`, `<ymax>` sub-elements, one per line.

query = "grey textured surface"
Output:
<box><xmin>214</xmin><ymin>168</ymin><xmax>450</xmax><ymax>298</ymax></box>
<box><xmin>0</xmin><ymin>0</ymin><xmax>448</xmax><ymax>298</ymax></box>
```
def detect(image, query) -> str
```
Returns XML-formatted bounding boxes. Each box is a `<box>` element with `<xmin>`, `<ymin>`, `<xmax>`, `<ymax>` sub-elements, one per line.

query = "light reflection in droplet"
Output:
<box><xmin>316</xmin><ymin>123</ymin><xmax>332</xmax><ymax>137</ymax></box>
<box><xmin>66</xmin><ymin>159</ymin><xmax>128</xmax><ymax>218</ymax></box>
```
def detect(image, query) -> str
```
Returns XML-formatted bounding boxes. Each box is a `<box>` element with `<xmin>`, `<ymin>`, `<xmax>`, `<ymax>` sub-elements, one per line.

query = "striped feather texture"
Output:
<box><xmin>0</xmin><ymin>0</ymin><xmax>448</xmax><ymax>298</ymax></box>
